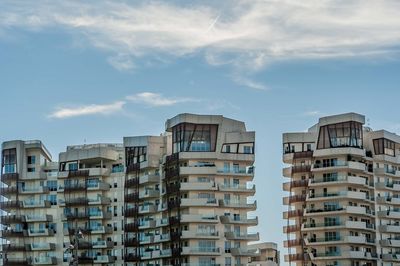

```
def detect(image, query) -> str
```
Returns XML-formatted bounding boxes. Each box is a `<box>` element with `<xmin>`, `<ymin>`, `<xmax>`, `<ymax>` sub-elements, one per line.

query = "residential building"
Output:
<box><xmin>0</xmin><ymin>140</ymin><xmax>60</xmax><ymax>265</ymax></box>
<box><xmin>1</xmin><ymin>113</ymin><xmax>260</xmax><ymax>266</ymax></box>
<box><xmin>123</xmin><ymin>113</ymin><xmax>258</xmax><ymax>265</ymax></box>
<box><xmin>57</xmin><ymin>143</ymin><xmax>125</xmax><ymax>265</ymax></box>
<box><xmin>283</xmin><ymin>112</ymin><xmax>400</xmax><ymax>266</ymax></box>
<box><xmin>247</xmin><ymin>242</ymin><xmax>280</xmax><ymax>266</ymax></box>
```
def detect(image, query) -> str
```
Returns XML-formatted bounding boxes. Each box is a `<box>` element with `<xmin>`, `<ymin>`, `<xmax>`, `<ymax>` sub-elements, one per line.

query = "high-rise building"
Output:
<box><xmin>1</xmin><ymin>113</ymin><xmax>260</xmax><ymax>266</ymax></box>
<box><xmin>57</xmin><ymin>143</ymin><xmax>125</xmax><ymax>265</ymax></box>
<box><xmin>123</xmin><ymin>113</ymin><xmax>258</xmax><ymax>266</ymax></box>
<box><xmin>283</xmin><ymin>112</ymin><xmax>400</xmax><ymax>266</ymax></box>
<box><xmin>0</xmin><ymin>140</ymin><xmax>59</xmax><ymax>265</ymax></box>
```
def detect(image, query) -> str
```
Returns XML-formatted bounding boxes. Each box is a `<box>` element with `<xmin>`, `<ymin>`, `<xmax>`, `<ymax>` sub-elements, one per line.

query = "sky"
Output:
<box><xmin>1</xmin><ymin>0</ymin><xmax>400</xmax><ymax>263</ymax></box>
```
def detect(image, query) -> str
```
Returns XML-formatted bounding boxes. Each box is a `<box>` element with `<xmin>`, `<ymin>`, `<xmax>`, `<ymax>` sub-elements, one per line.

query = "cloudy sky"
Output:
<box><xmin>1</xmin><ymin>0</ymin><xmax>400</xmax><ymax>262</ymax></box>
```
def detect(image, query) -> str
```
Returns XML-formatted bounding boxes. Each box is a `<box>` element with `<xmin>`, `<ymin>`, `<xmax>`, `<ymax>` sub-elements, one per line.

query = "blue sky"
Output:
<box><xmin>1</xmin><ymin>0</ymin><xmax>400</xmax><ymax>262</ymax></box>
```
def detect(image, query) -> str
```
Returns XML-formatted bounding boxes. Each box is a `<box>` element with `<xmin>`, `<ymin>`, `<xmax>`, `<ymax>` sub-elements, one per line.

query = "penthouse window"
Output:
<box><xmin>2</xmin><ymin>148</ymin><xmax>16</xmax><ymax>174</ymax></box>
<box><xmin>317</xmin><ymin>121</ymin><xmax>363</xmax><ymax>149</ymax></box>
<box><xmin>172</xmin><ymin>123</ymin><xmax>218</xmax><ymax>153</ymax></box>
<box><xmin>125</xmin><ymin>146</ymin><xmax>147</xmax><ymax>166</ymax></box>
<box><xmin>373</xmin><ymin>138</ymin><xmax>396</xmax><ymax>156</ymax></box>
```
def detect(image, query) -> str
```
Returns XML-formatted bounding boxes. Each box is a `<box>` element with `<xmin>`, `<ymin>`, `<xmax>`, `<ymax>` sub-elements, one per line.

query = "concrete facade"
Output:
<box><xmin>1</xmin><ymin>113</ymin><xmax>260</xmax><ymax>266</ymax></box>
<box><xmin>283</xmin><ymin>112</ymin><xmax>400</xmax><ymax>266</ymax></box>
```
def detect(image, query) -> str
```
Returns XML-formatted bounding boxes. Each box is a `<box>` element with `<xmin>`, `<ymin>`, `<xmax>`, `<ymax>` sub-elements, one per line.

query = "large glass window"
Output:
<box><xmin>317</xmin><ymin>121</ymin><xmax>363</xmax><ymax>149</ymax></box>
<box><xmin>172</xmin><ymin>123</ymin><xmax>218</xmax><ymax>152</ymax></box>
<box><xmin>125</xmin><ymin>146</ymin><xmax>147</xmax><ymax>166</ymax></box>
<box><xmin>373</xmin><ymin>138</ymin><xmax>396</xmax><ymax>156</ymax></box>
<box><xmin>2</xmin><ymin>148</ymin><xmax>16</xmax><ymax>174</ymax></box>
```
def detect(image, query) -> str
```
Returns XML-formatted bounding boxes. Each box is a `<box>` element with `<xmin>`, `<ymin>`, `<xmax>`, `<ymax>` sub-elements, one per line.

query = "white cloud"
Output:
<box><xmin>303</xmin><ymin>110</ymin><xmax>322</xmax><ymax>117</ymax></box>
<box><xmin>126</xmin><ymin>92</ymin><xmax>196</xmax><ymax>107</ymax></box>
<box><xmin>107</xmin><ymin>54</ymin><xmax>134</xmax><ymax>71</ymax></box>
<box><xmin>232</xmin><ymin>76</ymin><xmax>268</xmax><ymax>90</ymax></box>
<box><xmin>49</xmin><ymin>101</ymin><xmax>125</xmax><ymax>119</ymax></box>
<box><xmin>1</xmin><ymin>0</ymin><xmax>400</xmax><ymax>71</ymax></box>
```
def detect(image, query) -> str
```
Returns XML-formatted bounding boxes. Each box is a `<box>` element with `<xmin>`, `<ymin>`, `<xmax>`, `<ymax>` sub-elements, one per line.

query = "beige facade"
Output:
<box><xmin>123</xmin><ymin>113</ymin><xmax>258</xmax><ymax>266</ymax></box>
<box><xmin>1</xmin><ymin>113</ymin><xmax>260</xmax><ymax>266</ymax></box>
<box><xmin>283</xmin><ymin>112</ymin><xmax>400</xmax><ymax>266</ymax></box>
<box><xmin>1</xmin><ymin>140</ymin><xmax>60</xmax><ymax>265</ymax></box>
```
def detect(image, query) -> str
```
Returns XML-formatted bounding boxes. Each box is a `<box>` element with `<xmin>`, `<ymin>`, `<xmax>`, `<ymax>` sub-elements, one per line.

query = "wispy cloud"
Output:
<box><xmin>303</xmin><ymin>110</ymin><xmax>322</xmax><ymax>117</ymax></box>
<box><xmin>126</xmin><ymin>92</ymin><xmax>196</xmax><ymax>107</ymax></box>
<box><xmin>49</xmin><ymin>101</ymin><xmax>125</xmax><ymax>119</ymax></box>
<box><xmin>232</xmin><ymin>76</ymin><xmax>268</xmax><ymax>90</ymax></box>
<box><xmin>1</xmin><ymin>1</ymin><xmax>400</xmax><ymax>71</ymax></box>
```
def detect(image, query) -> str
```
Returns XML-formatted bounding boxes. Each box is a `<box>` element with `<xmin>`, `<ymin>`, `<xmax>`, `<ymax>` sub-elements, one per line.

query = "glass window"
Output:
<box><xmin>27</xmin><ymin>156</ymin><xmax>36</xmax><ymax>164</ymax></box>
<box><xmin>317</xmin><ymin>121</ymin><xmax>363</xmax><ymax>149</ymax></box>
<box><xmin>172</xmin><ymin>123</ymin><xmax>218</xmax><ymax>152</ymax></box>
<box><xmin>2</xmin><ymin>148</ymin><xmax>16</xmax><ymax>174</ymax></box>
<box><xmin>27</xmin><ymin>167</ymin><xmax>35</xmax><ymax>172</ymax></box>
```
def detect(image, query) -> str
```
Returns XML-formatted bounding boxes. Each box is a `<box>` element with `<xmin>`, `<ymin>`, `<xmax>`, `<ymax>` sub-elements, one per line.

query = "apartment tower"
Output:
<box><xmin>123</xmin><ymin>113</ymin><xmax>258</xmax><ymax>266</ymax></box>
<box><xmin>1</xmin><ymin>140</ymin><xmax>60</xmax><ymax>265</ymax></box>
<box><xmin>57</xmin><ymin>143</ymin><xmax>125</xmax><ymax>265</ymax></box>
<box><xmin>283</xmin><ymin>112</ymin><xmax>400</xmax><ymax>266</ymax></box>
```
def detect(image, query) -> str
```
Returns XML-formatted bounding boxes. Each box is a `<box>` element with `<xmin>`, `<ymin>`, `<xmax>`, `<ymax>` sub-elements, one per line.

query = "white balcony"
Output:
<box><xmin>180</xmin><ymin>166</ymin><xmax>217</xmax><ymax>175</ymax></box>
<box><xmin>181</xmin><ymin>230</ymin><xmax>219</xmax><ymax>239</ymax></box>
<box><xmin>30</xmin><ymin>243</ymin><xmax>56</xmax><ymax>251</ymax></box>
<box><xmin>181</xmin><ymin>198</ymin><xmax>219</xmax><ymax>207</ymax></box>
<box><xmin>379</xmin><ymin>224</ymin><xmax>400</xmax><ymax>233</ymax></box>
<box><xmin>181</xmin><ymin>247</ymin><xmax>220</xmax><ymax>255</ymax></box>
<box><xmin>139</xmin><ymin>174</ymin><xmax>159</xmax><ymax>184</ymax></box>
<box><xmin>181</xmin><ymin>214</ymin><xmax>218</xmax><ymax>223</ymax></box>
<box><xmin>153</xmin><ymin>233</ymin><xmax>170</xmax><ymax>243</ymax></box>
<box><xmin>139</xmin><ymin>189</ymin><xmax>160</xmax><ymax>199</ymax></box>
<box><xmin>180</xmin><ymin>182</ymin><xmax>217</xmax><ymax>191</ymax></box>
<box><xmin>219</xmin><ymin>184</ymin><xmax>255</xmax><ymax>193</ymax></box>
<box><xmin>32</xmin><ymin>256</ymin><xmax>57</xmax><ymax>265</ymax></box>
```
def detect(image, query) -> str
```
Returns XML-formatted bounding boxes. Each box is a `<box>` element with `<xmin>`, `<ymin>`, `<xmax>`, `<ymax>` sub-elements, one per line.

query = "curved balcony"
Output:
<box><xmin>218</xmin><ymin>199</ymin><xmax>256</xmax><ymax>209</ymax></box>
<box><xmin>181</xmin><ymin>214</ymin><xmax>218</xmax><ymax>223</ymax></box>
<box><xmin>0</xmin><ymin>200</ymin><xmax>22</xmax><ymax>210</ymax></box>
<box><xmin>22</xmin><ymin>200</ymin><xmax>51</xmax><ymax>208</ymax></box>
<box><xmin>125</xmin><ymin>177</ymin><xmax>139</xmax><ymax>188</ymax></box>
<box><xmin>283</xmin><ymin>194</ymin><xmax>306</xmax><ymax>205</ymax></box>
<box><xmin>219</xmin><ymin>184</ymin><xmax>255</xmax><ymax>194</ymax></box>
<box><xmin>1</xmin><ymin>173</ymin><xmax>19</xmax><ymax>185</ymax></box>
<box><xmin>181</xmin><ymin>246</ymin><xmax>220</xmax><ymax>256</ymax></box>
<box><xmin>124</xmin><ymin>222</ymin><xmax>139</xmax><ymax>232</ymax></box>
<box><xmin>284</xmin><ymin>239</ymin><xmax>302</xmax><ymax>248</ymax></box>
<box><xmin>125</xmin><ymin>207</ymin><xmax>138</xmax><ymax>217</ymax></box>
<box><xmin>153</xmin><ymin>233</ymin><xmax>170</xmax><ymax>243</ymax></box>
<box><xmin>181</xmin><ymin>231</ymin><xmax>219</xmax><ymax>239</ymax></box>
<box><xmin>225</xmin><ymin>232</ymin><xmax>259</xmax><ymax>241</ymax></box>
<box><xmin>303</xmin><ymin>220</ymin><xmax>374</xmax><ymax>231</ymax></box>
<box><xmin>283</xmin><ymin>180</ymin><xmax>308</xmax><ymax>191</ymax></box>
<box><xmin>1</xmin><ymin>229</ymin><xmax>25</xmax><ymax>237</ymax></box>
<box><xmin>181</xmin><ymin>198</ymin><xmax>219</xmax><ymax>207</ymax></box>
<box><xmin>26</xmin><ymin>228</ymin><xmax>55</xmax><ymax>237</ymax></box>
<box><xmin>312</xmin><ymin>161</ymin><xmax>367</xmax><ymax>173</ymax></box>
<box><xmin>283</xmin><ymin>209</ymin><xmax>303</xmax><ymax>219</ymax></box>
<box><xmin>124</xmin><ymin>254</ymin><xmax>140</xmax><ymax>262</ymax></box>
<box><xmin>230</xmin><ymin>247</ymin><xmax>256</xmax><ymax>257</ymax></box>
<box><xmin>180</xmin><ymin>182</ymin><xmax>217</xmax><ymax>191</ymax></box>
<box><xmin>283</xmin><ymin>224</ymin><xmax>301</xmax><ymax>233</ymax></box>
<box><xmin>284</xmin><ymin>253</ymin><xmax>309</xmax><ymax>262</ymax></box>
<box><xmin>306</xmin><ymin>236</ymin><xmax>375</xmax><ymax>245</ymax></box>
<box><xmin>305</xmin><ymin>205</ymin><xmax>374</xmax><ymax>217</ymax></box>
<box><xmin>30</xmin><ymin>243</ymin><xmax>56</xmax><ymax>251</ymax></box>
<box><xmin>2</xmin><ymin>244</ymin><xmax>28</xmax><ymax>252</ymax></box>
<box><xmin>32</xmin><ymin>256</ymin><xmax>57</xmax><ymax>265</ymax></box>
<box><xmin>219</xmin><ymin>215</ymin><xmax>258</xmax><ymax>225</ymax></box>
<box><xmin>139</xmin><ymin>189</ymin><xmax>160</xmax><ymax>199</ymax></box>
<box><xmin>124</xmin><ymin>193</ymin><xmax>139</xmax><ymax>203</ymax></box>
<box><xmin>2</xmin><ymin>258</ymin><xmax>32</xmax><ymax>265</ymax></box>
<box><xmin>1</xmin><ymin>214</ymin><xmax>23</xmax><ymax>224</ymax></box>
<box><xmin>307</xmin><ymin>191</ymin><xmax>372</xmax><ymax>202</ymax></box>
<box><xmin>310</xmin><ymin>175</ymin><xmax>371</xmax><ymax>187</ymax></box>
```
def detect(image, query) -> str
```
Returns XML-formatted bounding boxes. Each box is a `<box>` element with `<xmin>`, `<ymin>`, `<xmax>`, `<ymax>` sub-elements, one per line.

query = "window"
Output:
<box><xmin>317</xmin><ymin>121</ymin><xmax>363</xmax><ymax>149</ymax></box>
<box><xmin>2</xmin><ymin>148</ymin><xmax>16</xmax><ymax>174</ymax></box>
<box><xmin>27</xmin><ymin>156</ymin><xmax>36</xmax><ymax>164</ymax></box>
<box><xmin>226</xmin><ymin>145</ymin><xmax>231</xmax><ymax>153</ymax></box>
<box><xmin>243</xmin><ymin>146</ymin><xmax>252</xmax><ymax>154</ymax></box>
<box><xmin>172</xmin><ymin>123</ymin><xmax>218</xmax><ymax>152</ymax></box>
<box><xmin>125</xmin><ymin>146</ymin><xmax>147</xmax><ymax>166</ymax></box>
<box><xmin>27</xmin><ymin>167</ymin><xmax>35</xmax><ymax>172</ymax></box>
<box><xmin>48</xmin><ymin>195</ymin><xmax>57</xmax><ymax>205</ymax></box>
<box><xmin>47</xmin><ymin>180</ymin><xmax>57</xmax><ymax>191</ymax></box>
<box><xmin>68</xmin><ymin>163</ymin><xmax>78</xmax><ymax>171</ymax></box>
<box><xmin>373</xmin><ymin>138</ymin><xmax>396</xmax><ymax>156</ymax></box>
